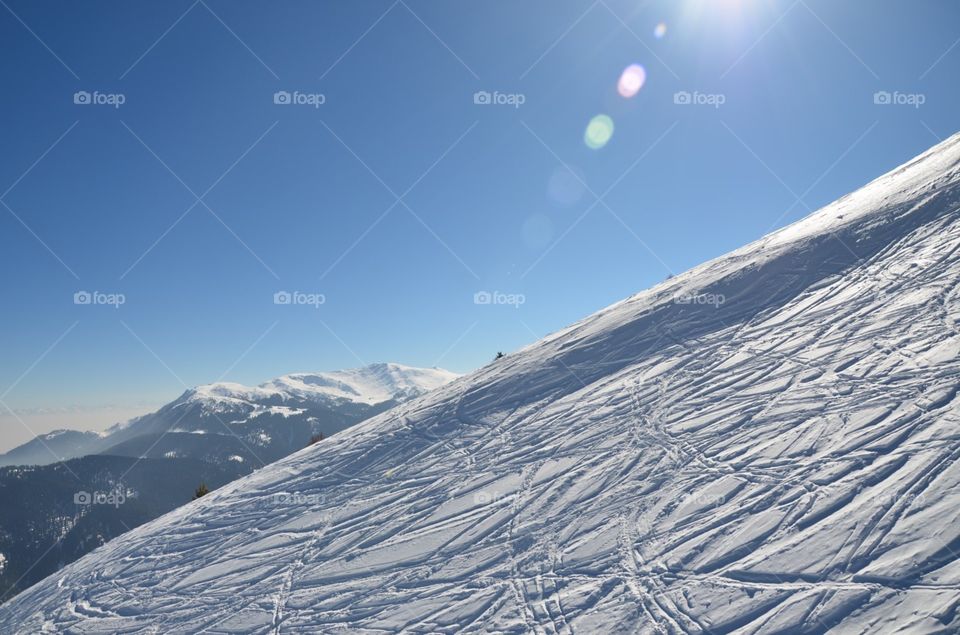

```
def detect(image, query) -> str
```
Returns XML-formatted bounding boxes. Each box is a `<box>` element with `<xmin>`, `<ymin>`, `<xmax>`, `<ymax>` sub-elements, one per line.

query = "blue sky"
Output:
<box><xmin>1</xmin><ymin>0</ymin><xmax>958</xmax><ymax>449</ymax></box>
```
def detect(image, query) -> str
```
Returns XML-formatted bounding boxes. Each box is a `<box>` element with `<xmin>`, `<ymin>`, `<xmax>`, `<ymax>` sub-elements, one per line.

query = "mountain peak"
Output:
<box><xmin>172</xmin><ymin>363</ymin><xmax>458</xmax><ymax>409</ymax></box>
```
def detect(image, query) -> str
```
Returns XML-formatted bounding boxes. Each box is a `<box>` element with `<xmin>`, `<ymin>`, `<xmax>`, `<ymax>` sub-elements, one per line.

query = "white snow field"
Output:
<box><xmin>4</xmin><ymin>133</ymin><xmax>960</xmax><ymax>633</ymax></box>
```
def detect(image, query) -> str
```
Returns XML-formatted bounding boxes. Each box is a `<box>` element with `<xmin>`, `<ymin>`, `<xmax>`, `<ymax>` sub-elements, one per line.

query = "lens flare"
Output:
<box><xmin>617</xmin><ymin>64</ymin><xmax>647</xmax><ymax>98</ymax></box>
<box><xmin>547</xmin><ymin>166</ymin><xmax>586</xmax><ymax>206</ymax></box>
<box><xmin>654</xmin><ymin>22</ymin><xmax>667</xmax><ymax>39</ymax></box>
<box><xmin>584</xmin><ymin>115</ymin><xmax>614</xmax><ymax>150</ymax></box>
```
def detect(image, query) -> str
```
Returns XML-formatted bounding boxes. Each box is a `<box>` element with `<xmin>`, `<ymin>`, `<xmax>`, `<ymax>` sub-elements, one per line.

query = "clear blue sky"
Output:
<box><xmin>1</xmin><ymin>0</ymin><xmax>958</xmax><ymax>448</ymax></box>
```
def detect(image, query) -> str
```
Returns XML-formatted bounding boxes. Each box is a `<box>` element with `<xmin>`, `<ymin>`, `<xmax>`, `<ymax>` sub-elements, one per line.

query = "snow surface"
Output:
<box><xmin>3</xmin><ymin>135</ymin><xmax>960</xmax><ymax>633</ymax></box>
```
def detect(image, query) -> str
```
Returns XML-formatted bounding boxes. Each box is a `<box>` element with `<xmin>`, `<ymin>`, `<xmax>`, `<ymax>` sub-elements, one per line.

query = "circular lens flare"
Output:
<box><xmin>548</xmin><ymin>166</ymin><xmax>586</xmax><ymax>206</ymax></box>
<box><xmin>584</xmin><ymin>115</ymin><xmax>614</xmax><ymax>150</ymax></box>
<box><xmin>654</xmin><ymin>22</ymin><xmax>667</xmax><ymax>39</ymax></box>
<box><xmin>617</xmin><ymin>64</ymin><xmax>647</xmax><ymax>98</ymax></box>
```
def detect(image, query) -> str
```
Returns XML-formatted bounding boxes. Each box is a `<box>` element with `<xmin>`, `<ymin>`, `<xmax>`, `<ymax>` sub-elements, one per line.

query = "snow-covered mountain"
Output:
<box><xmin>185</xmin><ymin>363</ymin><xmax>458</xmax><ymax>409</ymax></box>
<box><xmin>0</xmin><ymin>363</ymin><xmax>458</xmax><ymax>467</ymax></box>
<box><xmin>4</xmin><ymin>134</ymin><xmax>960</xmax><ymax>632</ymax></box>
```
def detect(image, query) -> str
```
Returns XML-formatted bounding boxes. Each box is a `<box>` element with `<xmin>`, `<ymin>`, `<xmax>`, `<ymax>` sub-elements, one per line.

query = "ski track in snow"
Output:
<box><xmin>4</xmin><ymin>136</ymin><xmax>960</xmax><ymax>633</ymax></box>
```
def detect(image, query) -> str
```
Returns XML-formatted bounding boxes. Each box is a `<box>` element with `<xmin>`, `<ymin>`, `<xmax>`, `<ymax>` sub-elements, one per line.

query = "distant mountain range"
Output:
<box><xmin>0</xmin><ymin>363</ymin><xmax>458</xmax><ymax>468</ymax></box>
<box><xmin>0</xmin><ymin>363</ymin><xmax>458</xmax><ymax>601</ymax></box>
<box><xmin>0</xmin><ymin>429</ymin><xmax>103</xmax><ymax>469</ymax></box>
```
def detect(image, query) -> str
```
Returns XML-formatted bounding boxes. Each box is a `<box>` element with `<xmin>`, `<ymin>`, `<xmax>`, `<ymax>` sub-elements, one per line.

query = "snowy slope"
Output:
<box><xmin>3</xmin><ymin>135</ymin><xmax>960</xmax><ymax>633</ymax></box>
